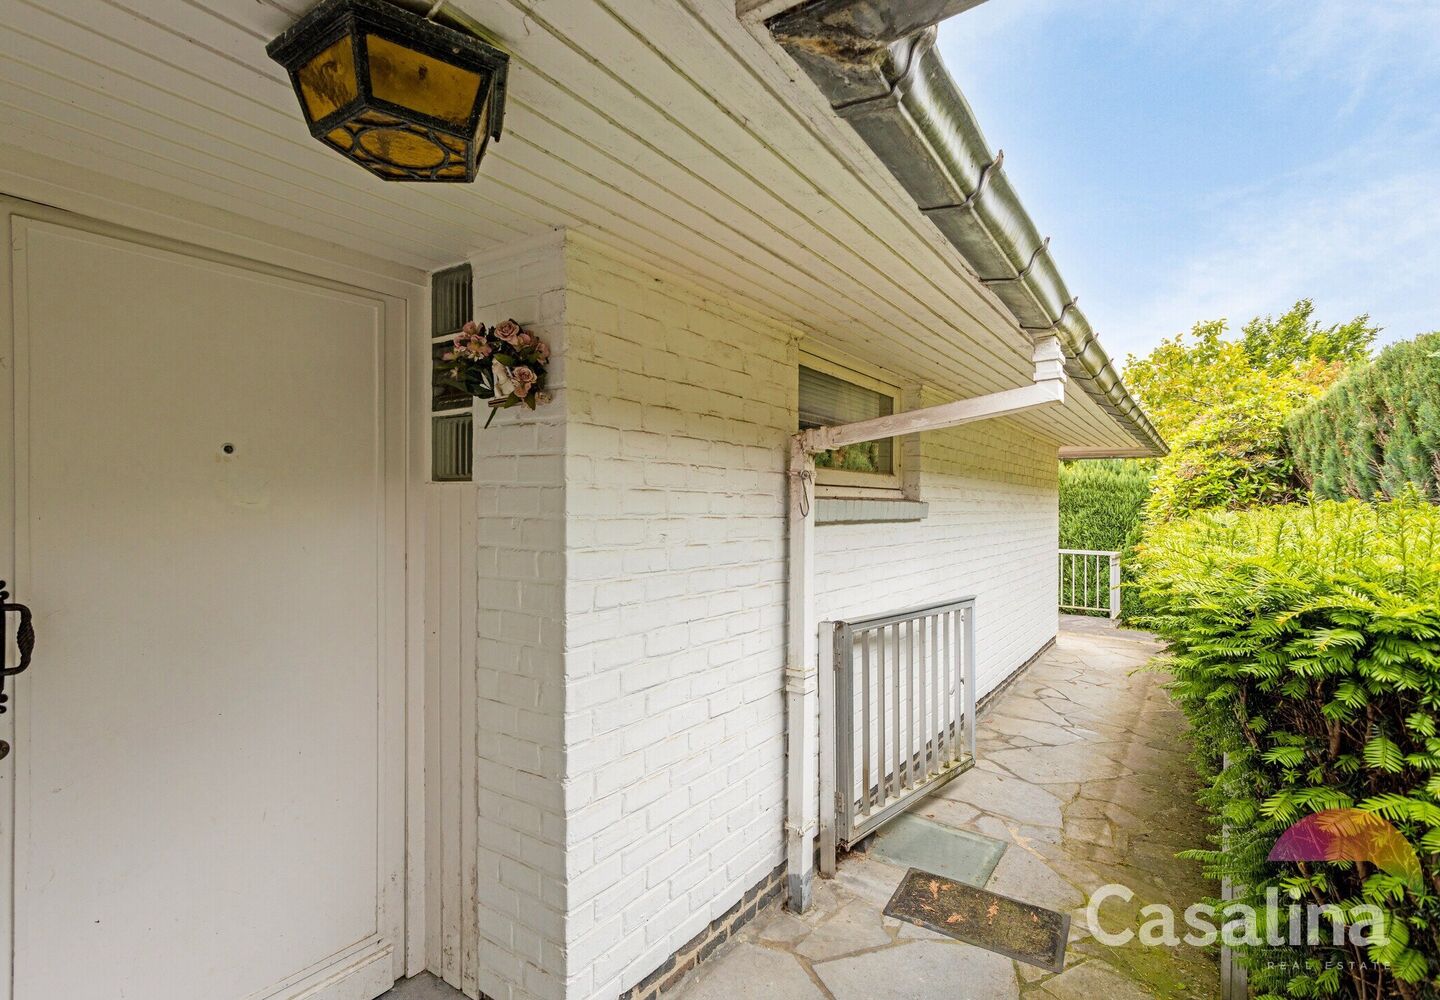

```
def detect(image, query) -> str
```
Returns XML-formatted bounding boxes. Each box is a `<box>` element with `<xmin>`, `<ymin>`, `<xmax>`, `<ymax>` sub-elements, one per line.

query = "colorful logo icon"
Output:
<box><xmin>1269</xmin><ymin>808</ymin><xmax>1421</xmax><ymax>890</ymax></box>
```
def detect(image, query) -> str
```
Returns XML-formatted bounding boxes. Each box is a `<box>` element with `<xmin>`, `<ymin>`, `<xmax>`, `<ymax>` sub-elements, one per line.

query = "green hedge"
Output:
<box><xmin>1060</xmin><ymin>459</ymin><xmax>1152</xmax><ymax>550</ymax></box>
<box><xmin>1059</xmin><ymin>459</ymin><xmax>1153</xmax><ymax>619</ymax></box>
<box><xmin>1136</xmin><ymin>498</ymin><xmax>1440</xmax><ymax>998</ymax></box>
<box><xmin>1286</xmin><ymin>333</ymin><xmax>1440</xmax><ymax>502</ymax></box>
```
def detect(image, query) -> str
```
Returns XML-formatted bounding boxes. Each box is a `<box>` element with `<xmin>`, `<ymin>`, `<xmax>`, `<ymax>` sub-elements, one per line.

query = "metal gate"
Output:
<box><xmin>819</xmin><ymin>598</ymin><xmax>977</xmax><ymax>873</ymax></box>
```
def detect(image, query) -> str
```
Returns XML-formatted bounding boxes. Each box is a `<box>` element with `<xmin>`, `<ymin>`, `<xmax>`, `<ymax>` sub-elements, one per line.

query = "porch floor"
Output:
<box><xmin>670</xmin><ymin>624</ymin><xmax>1217</xmax><ymax>1000</ymax></box>
<box><xmin>381</xmin><ymin>972</ymin><xmax>465</xmax><ymax>998</ymax></box>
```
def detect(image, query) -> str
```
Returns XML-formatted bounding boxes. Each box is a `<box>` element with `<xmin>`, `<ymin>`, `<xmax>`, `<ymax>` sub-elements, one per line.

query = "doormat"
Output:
<box><xmin>866</xmin><ymin>813</ymin><xmax>1006</xmax><ymax>887</ymax></box>
<box><xmin>883</xmin><ymin>867</ymin><xmax>1070</xmax><ymax>972</ymax></box>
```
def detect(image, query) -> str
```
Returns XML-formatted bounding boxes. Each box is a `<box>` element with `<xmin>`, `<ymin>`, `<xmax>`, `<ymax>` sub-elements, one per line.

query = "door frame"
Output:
<box><xmin>0</xmin><ymin>193</ymin><xmax>431</xmax><ymax>995</ymax></box>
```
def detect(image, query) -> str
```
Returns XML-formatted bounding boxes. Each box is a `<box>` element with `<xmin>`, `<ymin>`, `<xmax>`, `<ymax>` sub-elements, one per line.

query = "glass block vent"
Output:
<box><xmin>431</xmin><ymin>262</ymin><xmax>473</xmax><ymax>337</ymax></box>
<box><xmin>432</xmin><ymin>413</ymin><xmax>473</xmax><ymax>482</ymax></box>
<box><xmin>431</xmin><ymin>262</ymin><xmax>474</xmax><ymax>481</ymax></box>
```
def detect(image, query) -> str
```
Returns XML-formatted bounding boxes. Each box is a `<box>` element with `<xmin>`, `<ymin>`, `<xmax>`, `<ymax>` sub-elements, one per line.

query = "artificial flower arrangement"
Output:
<box><xmin>436</xmin><ymin>319</ymin><xmax>551</xmax><ymax>427</ymax></box>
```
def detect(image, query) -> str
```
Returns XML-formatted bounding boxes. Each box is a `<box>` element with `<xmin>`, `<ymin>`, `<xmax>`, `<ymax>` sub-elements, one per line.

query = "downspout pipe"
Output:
<box><xmin>769</xmin><ymin>2</ymin><xmax>1165</xmax><ymax>456</ymax></box>
<box><xmin>784</xmin><ymin>337</ymin><xmax>1068</xmax><ymax>912</ymax></box>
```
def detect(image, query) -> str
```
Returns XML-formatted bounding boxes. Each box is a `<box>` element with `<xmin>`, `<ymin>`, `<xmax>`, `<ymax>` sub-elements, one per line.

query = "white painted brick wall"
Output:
<box><xmin>466</xmin><ymin>233</ymin><xmax>572</xmax><ymax>1000</ymax></box>
<box><xmin>814</xmin><ymin>389</ymin><xmax>1060</xmax><ymax>699</ymax></box>
<box><xmin>559</xmin><ymin>241</ymin><xmax>790</xmax><ymax>1000</ymax></box>
<box><xmin>553</xmin><ymin>238</ymin><xmax>1059</xmax><ymax>1000</ymax></box>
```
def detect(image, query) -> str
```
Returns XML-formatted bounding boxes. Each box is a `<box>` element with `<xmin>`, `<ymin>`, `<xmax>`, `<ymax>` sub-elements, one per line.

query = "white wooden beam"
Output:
<box><xmin>801</xmin><ymin>379</ymin><xmax>1064</xmax><ymax>453</ymax></box>
<box><xmin>801</xmin><ymin>338</ymin><xmax>1067</xmax><ymax>453</ymax></box>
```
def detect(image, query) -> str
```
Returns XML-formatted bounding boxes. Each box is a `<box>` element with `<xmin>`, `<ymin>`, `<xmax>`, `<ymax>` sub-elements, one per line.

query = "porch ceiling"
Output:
<box><xmin>0</xmin><ymin>0</ymin><xmax>1138</xmax><ymax>453</ymax></box>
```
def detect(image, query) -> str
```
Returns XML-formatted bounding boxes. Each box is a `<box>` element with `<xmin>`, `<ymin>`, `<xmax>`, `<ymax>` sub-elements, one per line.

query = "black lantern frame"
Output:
<box><xmin>267</xmin><ymin>0</ymin><xmax>509</xmax><ymax>182</ymax></box>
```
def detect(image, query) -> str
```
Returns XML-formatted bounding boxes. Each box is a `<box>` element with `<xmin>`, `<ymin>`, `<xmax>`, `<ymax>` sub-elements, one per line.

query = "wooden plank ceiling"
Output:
<box><xmin>0</xmin><ymin>0</ymin><xmax>1139</xmax><ymax>451</ymax></box>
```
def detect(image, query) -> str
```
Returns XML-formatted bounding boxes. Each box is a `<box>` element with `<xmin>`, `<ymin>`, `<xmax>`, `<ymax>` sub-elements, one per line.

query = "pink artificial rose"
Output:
<box><xmin>514</xmin><ymin>332</ymin><xmax>535</xmax><ymax>350</ymax></box>
<box><xmin>510</xmin><ymin>365</ymin><xmax>538</xmax><ymax>397</ymax></box>
<box><xmin>534</xmin><ymin>341</ymin><xmax>551</xmax><ymax>363</ymax></box>
<box><xmin>495</xmin><ymin>319</ymin><xmax>522</xmax><ymax>345</ymax></box>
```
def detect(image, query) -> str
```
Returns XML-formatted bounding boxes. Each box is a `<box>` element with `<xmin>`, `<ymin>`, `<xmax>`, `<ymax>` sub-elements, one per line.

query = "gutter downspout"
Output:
<box><xmin>784</xmin><ymin>337</ymin><xmax>1067</xmax><ymax>912</ymax></box>
<box><xmin>767</xmin><ymin>1</ymin><xmax>1166</xmax><ymax>457</ymax></box>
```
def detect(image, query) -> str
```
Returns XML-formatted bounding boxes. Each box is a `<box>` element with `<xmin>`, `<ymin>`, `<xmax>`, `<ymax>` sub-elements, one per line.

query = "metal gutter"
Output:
<box><xmin>768</xmin><ymin>0</ymin><xmax>1166</xmax><ymax>455</ymax></box>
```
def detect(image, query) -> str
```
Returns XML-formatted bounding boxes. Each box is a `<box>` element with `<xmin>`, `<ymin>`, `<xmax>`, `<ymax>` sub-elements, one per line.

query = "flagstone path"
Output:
<box><xmin>670</xmin><ymin>621</ymin><xmax>1218</xmax><ymax>1000</ymax></box>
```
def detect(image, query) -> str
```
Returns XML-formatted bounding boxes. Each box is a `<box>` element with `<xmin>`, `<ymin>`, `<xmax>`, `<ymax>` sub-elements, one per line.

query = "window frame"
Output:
<box><xmin>798</xmin><ymin>351</ymin><xmax>905</xmax><ymax>496</ymax></box>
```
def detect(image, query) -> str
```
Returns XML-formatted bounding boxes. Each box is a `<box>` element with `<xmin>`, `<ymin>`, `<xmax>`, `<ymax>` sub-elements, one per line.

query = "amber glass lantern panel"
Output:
<box><xmin>364</xmin><ymin>34</ymin><xmax>484</xmax><ymax>126</ymax></box>
<box><xmin>295</xmin><ymin>35</ymin><xmax>358</xmax><ymax>124</ymax></box>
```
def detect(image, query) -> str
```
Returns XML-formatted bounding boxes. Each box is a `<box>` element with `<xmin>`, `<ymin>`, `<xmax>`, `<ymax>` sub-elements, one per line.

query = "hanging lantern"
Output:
<box><xmin>267</xmin><ymin>0</ymin><xmax>508</xmax><ymax>182</ymax></box>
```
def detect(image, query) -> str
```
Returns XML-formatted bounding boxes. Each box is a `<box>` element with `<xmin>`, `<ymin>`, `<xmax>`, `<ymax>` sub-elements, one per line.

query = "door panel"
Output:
<box><xmin>6</xmin><ymin>215</ymin><xmax>405</xmax><ymax>1000</ymax></box>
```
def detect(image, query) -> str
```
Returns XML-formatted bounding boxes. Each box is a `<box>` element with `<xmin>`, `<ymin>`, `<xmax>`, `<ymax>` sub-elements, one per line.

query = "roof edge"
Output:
<box><xmin>769</xmin><ymin>0</ymin><xmax>1166</xmax><ymax>456</ymax></box>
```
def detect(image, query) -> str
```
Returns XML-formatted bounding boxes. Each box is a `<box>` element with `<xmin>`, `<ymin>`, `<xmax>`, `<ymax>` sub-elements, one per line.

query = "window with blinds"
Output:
<box><xmin>799</xmin><ymin>361</ymin><xmax>901</xmax><ymax>488</ymax></box>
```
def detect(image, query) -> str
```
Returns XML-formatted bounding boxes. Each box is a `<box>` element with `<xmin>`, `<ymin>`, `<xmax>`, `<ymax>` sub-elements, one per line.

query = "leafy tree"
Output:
<box><xmin>1145</xmin><ymin>395</ymin><xmax>1298</xmax><ymax>521</ymax></box>
<box><xmin>1240</xmin><ymin>299</ymin><xmax>1375</xmax><ymax>376</ymax></box>
<box><xmin>1124</xmin><ymin>301</ymin><xmax>1376</xmax><ymax>521</ymax></box>
<box><xmin>1126</xmin><ymin>319</ymin><xmax>1239</xmax><ymax>440</ymax></box>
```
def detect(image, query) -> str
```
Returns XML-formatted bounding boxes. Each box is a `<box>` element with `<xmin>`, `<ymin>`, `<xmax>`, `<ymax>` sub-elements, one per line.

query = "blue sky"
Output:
<box><xmin>936</xmin><ymin>0</ymin><xmax>1440</xmax><ymax>362</ymax></box>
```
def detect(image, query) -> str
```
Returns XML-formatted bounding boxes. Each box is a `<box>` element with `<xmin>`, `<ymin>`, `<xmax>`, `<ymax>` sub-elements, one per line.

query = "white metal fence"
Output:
<box><xmin>819</xmin><ymin>598</ymin><xmax>977</xmax><ymax>874</ymax></box>
<box><xmin>1059</xmin><ymin>549</ymin><xmax>1121</xmax><ymax>618</ymax></box>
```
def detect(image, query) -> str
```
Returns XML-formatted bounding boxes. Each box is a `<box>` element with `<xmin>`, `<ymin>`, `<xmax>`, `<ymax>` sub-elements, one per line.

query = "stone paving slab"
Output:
<box><xmin>1038</xmin><ymin>959</ymin><xmax>1159</xmax><ymax>1000</ymax></box>
<box><xmin>816</xmin><ymin>940</ymin><xmax>1017</xmax><ymax>1000</ymax></box>
<box><xmin>678</xmin><ymin>942</ymin><xmax>827</xmax><ymax>1000</ymax></box>
<box><xmin>933</xmin><ymin>767</ymin><xmax>1064</xmax><ymax>827</ymax></box>
<box><xmin>667</xmin><ymin>628</ymin><xmax>1217</xmax><ymax>1000</ymax></box>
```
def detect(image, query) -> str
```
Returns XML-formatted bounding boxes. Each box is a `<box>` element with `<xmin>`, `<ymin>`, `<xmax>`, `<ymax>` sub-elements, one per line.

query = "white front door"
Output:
<box><xmin>1</xmin><ymin>206</ymin><xmax>407</xmax><ymax>1000</ymax></box>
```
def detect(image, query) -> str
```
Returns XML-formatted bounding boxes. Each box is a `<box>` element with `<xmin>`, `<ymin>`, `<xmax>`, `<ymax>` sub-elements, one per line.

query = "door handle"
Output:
<box><xmin>1</xmin><ymin>579</ymin><xmax>35</xmax><ymax>716</ymax></box>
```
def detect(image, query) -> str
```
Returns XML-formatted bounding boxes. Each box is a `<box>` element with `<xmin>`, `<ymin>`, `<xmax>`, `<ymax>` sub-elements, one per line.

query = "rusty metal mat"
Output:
<box><xmin>883</xmin><ymin>867</ymin><xmax>1070</xmax><ymax>972</ymax></box>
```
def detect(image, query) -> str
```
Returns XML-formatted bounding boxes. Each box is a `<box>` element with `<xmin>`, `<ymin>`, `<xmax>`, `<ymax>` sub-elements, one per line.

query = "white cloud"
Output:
<box><xmin>945</xmin><ymin>0</ymin><xmax>1440</xmax><ymax>98</ymax></box>
<box><xmin>939</xmin><ymin>1</ymin><xmax>1440</xmax><ymax>359</ymax></box>
<box><xmin>1263</xmin><ymin>0</ymin><xmax>1440</xmax><ymax>98</ymax></box>
<box><xmin>1107</xmin><ymin>154</ymin><xmax>1440</xmax><ymax>355</ymax></box>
